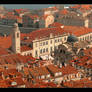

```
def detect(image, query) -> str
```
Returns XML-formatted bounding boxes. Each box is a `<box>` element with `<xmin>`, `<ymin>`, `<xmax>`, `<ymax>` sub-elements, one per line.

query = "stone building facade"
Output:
<box><xmin>11</xmin><ymin>23</ymin><xmax>92</xmax><ymax>60</ymax></box>
<box><xmin>39</xmin><ymin>14</ymin><xmax>55</xmax><ymax>28</ymax></box>
<box><xmin>59</xmin><ymin>15</ymin><xmax>89</xmax><ymax>28</ymax></box>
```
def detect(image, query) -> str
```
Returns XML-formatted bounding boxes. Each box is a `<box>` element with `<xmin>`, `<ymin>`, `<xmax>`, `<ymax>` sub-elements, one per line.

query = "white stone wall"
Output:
<box><xmin>21</xmin><ymin>50</ymin><xmax>32</xmax><ymax>56</ymax></box>
<box><xmin>45</xmin><ymin>15</ymin><xmax>55</xmax><ymax>28</ymax></box>
<box><xmin>32</xmin><ymin>34</ymin><xmax>68</xmax><ymax>58</ymax></box>
<box><xmin>11</xmin><ymin>26</ymin><xmax>21</xmax><ymax>54</ymax></box>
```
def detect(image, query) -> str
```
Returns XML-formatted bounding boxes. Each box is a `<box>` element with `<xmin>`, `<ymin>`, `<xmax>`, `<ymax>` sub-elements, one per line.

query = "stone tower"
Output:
<box><xmin>84</xmin><ymin>19</ymin><xmax>89</xmax><ymax>28</ymax></box>
<box><xmin>11</xmin><ymin>23</ymin><xmax>21</xmax><ymax>54</ymax></box>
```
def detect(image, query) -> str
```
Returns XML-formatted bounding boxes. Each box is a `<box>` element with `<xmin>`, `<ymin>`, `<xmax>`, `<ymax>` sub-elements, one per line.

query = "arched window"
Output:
<box><xmin>35</xmin><ymin>50</ymin><xmax>38</xmax><ymax>57</ymax></box>
<box><xmin>43</xmin><ymin>42</ymin><xmax>45</xmax><ymax>46</ymax></box>
<box><xmin>50</xmin><ymin>47</ymin><xmax>52</xmax><ymax>52</ymax></box>
<box><xmin>46</xmin><ymin>41</ymin><xmax>48</xmax><ymax>45</ymax></box>
<box><xmin>43</xmin><ymin>48</ymin><xmax>45</xmax><ymax>53</ymax></box>
<box><xmin>46</xmin><ymin>48</ymin><xmax>48</xmax><ymax>52</ymax></box>
<box><xmin>40</xmin><ymin>49</ymin><xmax>42</xmax><ymax>54</ymax></box>
<box><xmin>17</xmin><ymin>33</ymin><xmax>19</xmax><ymax>38</ymax></box>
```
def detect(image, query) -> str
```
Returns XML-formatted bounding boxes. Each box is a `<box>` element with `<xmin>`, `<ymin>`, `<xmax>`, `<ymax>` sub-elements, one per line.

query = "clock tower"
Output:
<box><xmin>11</xmin><ymin>23</ymin><xmax>21</xmax><ymax>54</ymax></box>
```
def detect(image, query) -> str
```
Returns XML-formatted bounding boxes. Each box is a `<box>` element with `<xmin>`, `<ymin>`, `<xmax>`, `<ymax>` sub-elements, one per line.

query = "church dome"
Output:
<box><xmin>67</xmin><ymin>34</ymin><xmax>78</xmax><ymax>43</ymax></box>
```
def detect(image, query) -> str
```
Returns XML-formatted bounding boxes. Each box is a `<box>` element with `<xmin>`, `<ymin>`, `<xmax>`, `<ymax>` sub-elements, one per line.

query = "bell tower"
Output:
<box><xmin>11</xmin><ymin>23</ymin><xmax>21</xmax><ymax>54</ymax></box>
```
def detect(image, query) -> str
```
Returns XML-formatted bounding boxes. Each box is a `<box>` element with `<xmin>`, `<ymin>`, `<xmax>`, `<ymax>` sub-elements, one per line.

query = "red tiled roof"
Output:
<box><xmin>0</xmin><ymin>36</ymin><xmax>11</xmax><ymax>49</ymax></box>
<box><xmin>21</xmin><ymin>46</ymin><xmax>32</xmax><ymax>52</ymax></box>
<box><xmin>10</xmin><ymin>78</ymin><xmax>25</xmax><ymax>86</ymax></box>
<box><xmin>0</xmin><ymin>33</ymin><xmax>28</xmax><ymax>49</ymax></box>
<box><xmin>70</xmin><ymin>5</ymin><xmax>81</xmax><ymax>9</ymax></box>
<box><xmin>2</xmin><ymin>14</ymin><xmax>22</xmax><ymax>20</ymax></box>
<box><xmin>49</xmin><ymin>22</ymin><xmax>63</xmax><ymax>28</ymax></box>
<box><xmin>22</xmin><ymin>25</ymin><xmax>92</xmax><ymax>43</ymax></box>
<box><xmin>63</xmin><ymin>78</ymin><xmax>92</xmax><ymax>88</ymax></box>
<box><xmin>25</xmin><ymin>14</ymin><xmax>39</xmax><ymax>20</ymax></box>
<box><xmin>0</xmin><ymin>47</ymin><xmax>9</xmax><ymax>56</ymax></box>
<box><xmin>61</xmin><ymin>65</ymin><xmax>79</xmax><ymax>75</ymax></box>
<box><xmin>14</xmin><ymin>9</ymin><xmax>29</xmax><ymax>14</ymax></box>
<box><xmin>63</xmin><ymin>26</ymin><xmax>92</xmax><ymax>36</ymax></box>
<box><xmin>60</xmin><ymin>9</ymin><xmax>68</xmax><ymax>15</ymax></box>
<box><xmin>43</xmin><ymin>6</ymin><xmax>58</xmax><ymax>11</ymax></box>
<box><xmin>0</xmin><ymin>80</ymin><xmax>11</xmax><ymax>88</ymax></box>
<box><xmin>22</xmin><ymin>27</ymin><xmax>66</xmax><ymax>42</ymax></box>
<box><xmin>70</xmin><ymin>5</ymin><xmax>92</xmax><ymax>10</ymax></box>
<box><xmin>29</xmin><ymin>66</ymin><xmax>50</xmax><ymax>77</ymax></box>
<box><xmin>0</xmin><ymin>54</ymin><xmax>36</xmax><ymax>65</ymax></box>
<box><xmin>81</xmin><ymin>5</ymin><xmax>91</xmax><ymax>10</ymax></box>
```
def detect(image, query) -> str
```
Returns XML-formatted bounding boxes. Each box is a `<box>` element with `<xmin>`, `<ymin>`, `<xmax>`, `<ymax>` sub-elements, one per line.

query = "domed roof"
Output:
<box><xmin>67</xmin><ymin>34</ymin><xmax>78</xmax><ymax>43</ymax></box>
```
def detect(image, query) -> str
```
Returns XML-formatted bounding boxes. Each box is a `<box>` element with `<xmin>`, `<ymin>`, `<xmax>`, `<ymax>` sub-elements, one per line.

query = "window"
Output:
<box><xmin>85</xmin><ymin>37</ymin><xmax>87</xmax><ymax>40</ymax></box>
<box><xmin>58</xmin><ymin>39</ymin><xmax>59</xmax><ymax>42</ymax></box>
<box><xmin>43</xmin><ymin>48</ymin><xmax>45</xmax><ymax>53</ymax></box>
<box><xmin>43</xmin><ymin>42</ymin><xmax>45</xmax><ymax>46</ymax></box>
<box><xmin>46</xmin><ymin>48</ymin><xmax>48</xmax><ymax>52</ymax></box>
<box><xmin>60</xmin><ymin>38</ymin><xmax>62</xmax><ymax>41</ymax></box>
<box><xmin>80</xmin><ymin>38</ymin><xmax>82</xmax><ymax>41</ymax></box>
<box><xmin>50</xmin><ymin>47</ymin><xmax>53</xmax><ymax>52</ymax></box>
<box><xmin>83</xmin><ymin>37</ymin><xmax>85</xmax><ymax>41</ymax></box>
<box><xmin>90</xmin><ymin>35</ymin><xmax>92</xmax><ymax>39</ymax></box>
<box><xmin>64</xmin><ymin>37</ymin><xmax>66</xmax><ymax>41</ymax></box>
<box><xmin>46</xmin><ymin>41</ymin><xmax>48</xmax><ymax>45</ymax></box>
<box><xmin>87</xmin><ymin>36</ymin><xmax>89</xmax><ymax>40</ymax></box>
<box><xmin>40</xmin><ymin>49</ymin><xmax>42</xmax><ymax>54</ymax></box>
<box><xmin>55</xmin><ymin>39</ymin><xmax>57</xmax><ymax>43</ymax></box>
<box><xmin>40</xmin><ymin>43</ymin><xmax>42</xmax><ymax>46</ymax></box>
<box><xmin>17</xmin><ymin>33</ymin><xmax>19</xmax><ymax>38</ymax></box>
<box><xmin>54</xmin><ymin>46</ymin><xmax>57</xmax><ymax>50</ymax></box>
<box><xmin>35</xmin><ymin>50</ymin><xmax>38</xmax><ymax>57</ymax></box>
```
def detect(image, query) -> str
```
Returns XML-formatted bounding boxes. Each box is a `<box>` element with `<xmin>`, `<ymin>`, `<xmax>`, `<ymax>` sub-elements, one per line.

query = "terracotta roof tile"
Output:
<box><xmin>21</xmin><ymin>46</ymin><xmax>32</xmax><ymax>52</ymax></box>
